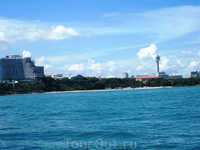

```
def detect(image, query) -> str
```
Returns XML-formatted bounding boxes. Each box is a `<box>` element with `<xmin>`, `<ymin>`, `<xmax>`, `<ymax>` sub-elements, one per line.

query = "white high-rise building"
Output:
<box><xmin>0</xmin><ymin>55</ymin><xmax>44</xmax><ymax>81</ymax></box>
<box><xmin>170</xmin><ymin>74</ymin><xmax>182</xmax><ymax>79</ymax></box>
<box><xmin>122</xmin><ymin>72</ymin><xmax>129</xmax><ymax>78</ymax></box>
<box><xmin>158</xmin><ymin>71</ymin><xmax>169</xmax><ymax>79</ymax></box>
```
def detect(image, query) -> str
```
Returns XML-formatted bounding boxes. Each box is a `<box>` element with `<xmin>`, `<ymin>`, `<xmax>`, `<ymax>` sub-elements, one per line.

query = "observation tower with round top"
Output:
<box><xmin>155</xmin><ymin>54</ymin><xmax>160</xmax><ymax>76</ymax></box>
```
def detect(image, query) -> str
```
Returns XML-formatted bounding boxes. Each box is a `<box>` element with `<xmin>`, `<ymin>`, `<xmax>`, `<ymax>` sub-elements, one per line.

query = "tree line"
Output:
<box><xmin>1</xmin><ymin>77</ymin><xmax>200</xmax><ymax>95</ymax></box>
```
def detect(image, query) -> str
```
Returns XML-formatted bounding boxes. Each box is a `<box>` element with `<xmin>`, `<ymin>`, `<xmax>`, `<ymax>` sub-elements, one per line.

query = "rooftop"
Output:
<box><xmin>136</xmin><ymin>76</ymin><xmax>159</xmax><ymax>79</ymax></box>
<box><xmin>6</xmin><ymin>55</ymin><xmax>23</xmax><ymax>59</ymax></box>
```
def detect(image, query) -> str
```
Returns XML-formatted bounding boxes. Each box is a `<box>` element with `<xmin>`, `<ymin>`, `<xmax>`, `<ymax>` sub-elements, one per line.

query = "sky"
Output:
<box><xmin>1</xmin><ymin>0</ymin><xmax>200</xmax><ymax>78</ymax></box>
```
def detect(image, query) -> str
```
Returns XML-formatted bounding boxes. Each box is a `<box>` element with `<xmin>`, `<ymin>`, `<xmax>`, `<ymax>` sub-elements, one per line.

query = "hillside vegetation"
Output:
<box><xmin>1</xmin><ymin>77</ymin><xmax>200</xmax><ymax>95</ymax></box>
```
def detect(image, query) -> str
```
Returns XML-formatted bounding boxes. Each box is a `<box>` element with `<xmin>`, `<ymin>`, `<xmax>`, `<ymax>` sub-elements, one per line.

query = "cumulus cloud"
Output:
<box><xmin>37</xmin><ymin>56</ymin><xmax>45</xmax><ymax>64</ymax></box>
<box><xmin>136</xmin><ymin>44</ymin><xmax>159</xmax><ymax>75</ymax></box>
<box><xmin>22</xmin><ymin>25</ymin><xmax>79</xmax><ymax>41</ymax></box>
<box><xmin>48</xmin><ymin>26</ymin><xmax>79</xmax><ymax>40</ymax></box>
<box><xmin>88</xmin><ymin>59</ymin><xmax>103</xmax><ymax>73</ymax></box>
<box><xmin>0</xmin><ymin>20</ymin><xmax>80</xmax><ymax>49</ymax></box>
<box><xmin>88</xmin><ymin>59</ymin><xmax>94</xmax><ymax>66</ymax></box>
<box><xmin>135</xmin><ymin>44</ymin><xmax>189</xmax><ymax>75</ymax></box>
<box><xmin>22</xmin><ymin>50</ymin><xmax>31</xmax><ymax>58</ymax></box>
<box><xmin>36</xmin><ymin>56</ymin><xmax>51</xmax><ymax>65</ymax></box>
<box><xmin>136</xmin><ymin>44</ymin><xmax>182</xmax><ymax>75</ymax></box>
<box><xmin>160</xmin><ymin>57</ymin><xmax>169</xmax><ymax>71</ymax></box>
<box><xmin>108</xmin><ymin>61</ymin><xmax>117</xmax><ymax>71</ymax></box>
<box><xmin>1</xmin><ymin>5</ymin><xmax>200</xmax><ymax>50</ymax></box>
<box><xmin>188</xmin><ymin>61</ymin><xmax>199</xmax><ymax>70</ymax></box>
<box><xmin>137</xmin><ymin>66</ymin><xmax>143</xmax><ymax>70</ymax></box>
<box><xmin>68</xmin><ymin>63</ymin><xmax>85</xmax><ymax>71</ymax></box>
<box><xmin>137</xmin><ymin>44</ymin><xmax>157</xmax><ymax>60</ymax></box>
<box><xmin>135</xmin><ymin>60</ymin><xmax>155</xmax><ymax>75</ymax></box>
<box><xmin>177</xmin><ymin>60</ymin><xmax>184</xmax><ymax>67</ymax></box>
<box><xmin>45</xmin><ymin>65</ymin><xmax>53</xmax><ymax>69</ymax></box>
<box><xmin>0</xmin><ymin>32</ymin><xmax>10</xmax><ymax>49</ymax></box>
<box><xmin>35</xmin><ymin>56</ymin><xmax>52</xmax><ymax>69</ymax></box>
<box><xmin>67</xmin><ymin>59</ymin><xmax>121</xmax><ymax>76</ymax></box>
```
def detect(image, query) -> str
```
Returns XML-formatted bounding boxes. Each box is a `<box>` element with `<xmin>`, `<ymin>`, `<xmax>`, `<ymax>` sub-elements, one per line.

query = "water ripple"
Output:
<box><xmin>0</xmin><ymin>87</ymin><xmax>200</xmax><ymax>149</ymax></box>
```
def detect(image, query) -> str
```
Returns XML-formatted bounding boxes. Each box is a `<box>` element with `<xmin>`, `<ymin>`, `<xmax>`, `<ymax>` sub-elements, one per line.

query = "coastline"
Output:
<box><xmin>4</xmin><ymin>85</ymin><xmax>190</xmax><ymax>96</ymax></box>
<box><xmin>3</xmin><ymin>85</ymin><xmax>200</xmax><ymax>96</ymax></box>
<box><xmin>14</xmin><ymin>86</ymin><xmax>172</xmax><ymax>95</ymax></box>
<box><xmin>31</xmin><ymin>85</ymin><xmax>200</xmax><ymax>95</ymax></box>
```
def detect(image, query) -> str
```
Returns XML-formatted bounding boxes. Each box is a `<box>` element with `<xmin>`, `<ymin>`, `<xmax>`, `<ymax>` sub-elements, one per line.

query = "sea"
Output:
<box><xmin>0</xmin><ymin>87</ymin><xmax>200</xmax><ymax>150</ymax></box>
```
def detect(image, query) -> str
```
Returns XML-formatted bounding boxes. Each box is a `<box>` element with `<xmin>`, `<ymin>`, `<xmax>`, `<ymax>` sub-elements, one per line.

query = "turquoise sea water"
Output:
<box><xmin>0</xmin><ymin>87</ymin><xmax>200</xmax><ymax>150</ymax></box>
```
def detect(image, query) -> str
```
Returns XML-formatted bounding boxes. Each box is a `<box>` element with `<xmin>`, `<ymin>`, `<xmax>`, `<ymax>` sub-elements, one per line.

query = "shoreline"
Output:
<box><xmin>42</xmin><ymin>86</ymin><xmax>172</xmax><ymax>94</ymax></box>
<box><xmin>4</xmin><ymin>85</ymin><xmax>200</xmax><ymax>96</ymax></box>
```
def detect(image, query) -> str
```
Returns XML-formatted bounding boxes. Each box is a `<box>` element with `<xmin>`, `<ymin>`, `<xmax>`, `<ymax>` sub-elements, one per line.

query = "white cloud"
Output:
<box><xmin>48</xmin><ymin>26</ymin><xmax>79</xmax><ymax>40</ymax></box>
<box><xmin>137</xmin><ymin>44</ymin><xmax>157</xmax><ymax>60</ymax></box>
<box><xmin>197</xmin><ymin>50</ymin><xmax>200</xmax><ymax>56</ymax></box>
<box><xmin>0</xmin><ymin>32</ymin><xmax>10</xmax><ymax>49</ymax></box>
<box><xmin>108</xmin><ymin>61</ymin><xmax>117</xmax><ymax>71</ymax></box>
<box><xmin>1</xmin><ymin>5</ymin><xmax>200</xmax><ymax>50</ymax></box>
<box><xmin>188</xmin><ymin>61</ymin><xmax>199</xmax><ymax>70</ymax></box>
<box><xmin>137</xmin><ymin>66</ymin><xmax>143</xmax><ymax>70</ymax></box>
<box><xmin>177</xmin><ymin>60</ymin><xmax>184</xmax><ymax>67</ymax></box>
<box><xmin>135</xmin><ymin>44</ymin><xmax>190</xmax><ymax>76</ymax></box>
<box><xmin>99</xmin><ymin>5</ymin><xmax>200</xmax><ymax>42</ymax></box>
<box><xmin>88</xmin><ymin>59</ymin><xmax>103</xmax><ymax>73</ymax></box>
<box><xmin>160</xmin><ymin>57</ymin><xmax>169</xmax><ymax>71</ymax></box>
<box><xmin>22</xmin><ymin>50</ymin><xmax>31</xmax><ymax>58</ymax></box>
<box><xmin>88</xmin><ymin>59</ymin><xmax>94</xmax><ymax>66</ymax></box>
<box><xmin>66</xmin><ymin>59</ymin><xmax>121</xmax><ymax>76</ymax></box>
<box><xmin>36</xmin><ymin>56</ymin><xmax>50</xmax><ymax>64</ymax></box>
<box><xmin>37</xmin><ymin>56</ymin><xmax>45</xmax><ymax>64</ymax></box>
<box><xmin>181</xmin><ymin>50</ymin><xmax>192</xmax><ymax>54</ymax></box>
<box><xmin>0</xmin><ymin>18</ymin><xmax>80</xmax><ymax>49</ymax></box>
<box><xmin>22</xmin><ymin>25</ymin><xmax>79</xmax><ymax>41</ymax></box>
<box><xmin>68</xmin><ymin>63</ymin><xmax>85</xmax><ymax>71</ymax></box>
<box><xmin>45</xmin><ymin>65</ymin><xmax>53</xmax><ymax>69</ymax></box>
<box><xmin>35</xmin><ymin>56</ymin><xmax>52</xmax><ymax>69</ymax></box>
<box><xmin>135</xmin><ymin>44</ymin><xmax>159</xmax><ymax>75</ymax></box>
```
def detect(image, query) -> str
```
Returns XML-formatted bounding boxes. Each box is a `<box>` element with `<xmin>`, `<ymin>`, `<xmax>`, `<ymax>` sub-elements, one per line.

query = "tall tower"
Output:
<box><xmin>155</xmin><ymin>54</ymin><xmax>160</xmax><ymax>76</ymax></box>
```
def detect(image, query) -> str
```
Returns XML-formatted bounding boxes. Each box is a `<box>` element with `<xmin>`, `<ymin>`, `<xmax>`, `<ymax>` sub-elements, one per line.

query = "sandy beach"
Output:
<box><xmin>41</xmin><ymin>86</ymin><xmax>173</xmax><ymax>94</ymax></box>
<box><xmin>7</xmin><ymin>85</ymin><xmax>200</xmax><ymax>96</ymax></box>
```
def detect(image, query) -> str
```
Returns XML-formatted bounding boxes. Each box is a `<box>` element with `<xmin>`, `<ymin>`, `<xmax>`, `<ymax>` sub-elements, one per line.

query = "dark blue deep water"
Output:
<box><xmin>0</xmin><ymin>87</ymin><xmax>200</xmax><ymax>150</ymax></box>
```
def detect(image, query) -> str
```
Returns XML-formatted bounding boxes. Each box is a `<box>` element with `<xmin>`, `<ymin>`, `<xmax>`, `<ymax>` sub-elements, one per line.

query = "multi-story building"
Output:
<box><xmin>45</xmin><ymin>73</ymin><xmax>53</xmax><ymax>77</ymax></box>
<box><xmin>0</xmin><ymin>55</ymin><xmax>44</xmax><ymax>81</ymax></box>
<box><xmin>122</xmin><ymin>72</ymin><xmax>129</xmax><ymax>78</ymax></box>
<box><xmin>190</xmin><ymin>70</ymin><xmax>200</xmax><ymax>78</ymax></box>
<box><xmin>45</xmin><ymin>73</ymin><xmax>64</xmax><ymax>79</ymax></box>
<box><xmin>52</xmin><ymin>74</ymin><xmax>63</xmax><ymax>79</ymax></box>
<box><xmin>158</xmin><ymin>71</ymin><xmax>169</xmax><ymax>79</ymax></box>
<box><xmin>0</xmin><ymin>67</ymin><xmax>3</xmax><ymax>83</ymax></box>
<box><xmin>129</xmin><ymin>75</ymin><xmax>135</xmax><ymax>78</ymax></box>
<box><xmin>170</xmin><ymin>74</ymin><xmax>182</xmax><ymax>79</ymax></box>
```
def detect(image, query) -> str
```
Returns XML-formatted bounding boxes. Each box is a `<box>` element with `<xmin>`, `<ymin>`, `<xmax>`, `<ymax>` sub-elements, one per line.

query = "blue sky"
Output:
<box><xmin>1</xmin><ymin>0</ymin><xmax>200</xmax><ymax>78</ymax></box>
